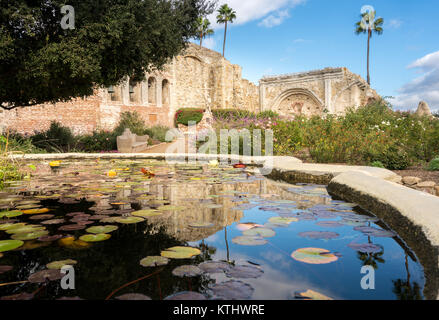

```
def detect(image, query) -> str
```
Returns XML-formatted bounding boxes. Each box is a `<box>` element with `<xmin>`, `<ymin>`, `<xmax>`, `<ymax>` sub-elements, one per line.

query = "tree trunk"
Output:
<box><xmin>223</xmin><ymin>21</ymin><xmax>227</xmax><ymax>57</ymax></box>
<box><xmin>367</xmin><ymin>28</ymin><xmax>371</xmax><ymax>85</ymax></box>
<box><xmin>200</xmin><ymin>31</ymin><xmax>203</xmax><ymax>47</ymax></box>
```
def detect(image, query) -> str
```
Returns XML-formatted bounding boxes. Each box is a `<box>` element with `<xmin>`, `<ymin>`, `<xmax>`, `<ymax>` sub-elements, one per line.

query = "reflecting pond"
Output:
<box><xmin>0</xmin><ymin>159</ymin><xmax>424</xmax><ymax>300</ymax></box>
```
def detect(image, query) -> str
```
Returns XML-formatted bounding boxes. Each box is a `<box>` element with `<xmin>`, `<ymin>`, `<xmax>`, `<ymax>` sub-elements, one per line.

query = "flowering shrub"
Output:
<box><xmin>210</xmin><ymin>102</ymin><xmax>439</xmax><ymax>170</ymax></box>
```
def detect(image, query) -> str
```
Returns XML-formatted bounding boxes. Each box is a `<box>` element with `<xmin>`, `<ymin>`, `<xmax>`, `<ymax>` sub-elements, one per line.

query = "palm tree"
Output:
<box><xmin>355</xmin><ymin>10</ymin><xmax>384</xmax><ymax>85</ymax></box>
<box><xmin>216</xmin><ymin>4</ymin><xmax>236</xmax><ymax>57</ymax></box>
<box><xmin>196</xmin><ymin>17</ymin><xmax>214</xmax><ymax>47</ymax></box>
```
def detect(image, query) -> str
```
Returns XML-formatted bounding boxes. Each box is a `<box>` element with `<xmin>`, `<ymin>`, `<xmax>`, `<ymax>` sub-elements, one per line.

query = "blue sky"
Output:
<box><xmin>192</xmin><ymin>0</ymin><xmax>439</xmax><ymax>111</ymax></box>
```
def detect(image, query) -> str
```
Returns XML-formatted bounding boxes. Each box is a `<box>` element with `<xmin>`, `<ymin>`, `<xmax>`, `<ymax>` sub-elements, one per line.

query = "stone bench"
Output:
<box><xmin>116</xmin><ymin>128</ymin><xmax>150</xmax><ymax>153</ymax></box>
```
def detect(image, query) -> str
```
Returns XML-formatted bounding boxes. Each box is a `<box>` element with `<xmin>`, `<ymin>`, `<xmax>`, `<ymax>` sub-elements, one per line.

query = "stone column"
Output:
<box><xmin>259</xmin><ymin>83</ymin><xmax>265</xmax><ymax>112</ymax></box>
<box><xmin>141</xmin><ymin>79</ymin><xmax>148</xmax><ymax>106</ymax></box>
<box><xmin>324</xmin><ymin>77</ymin><xmax>333</xmax><ymax>114</ymax></box>
<box><xmin>122</xmin><ymin>79</ymin><xmax>130</xmax><ymax>105</ymax></box>
<box><xmin>156</xmin><ymin>76</ymin><xmax>163</xmax><ymax>108</ymax></box>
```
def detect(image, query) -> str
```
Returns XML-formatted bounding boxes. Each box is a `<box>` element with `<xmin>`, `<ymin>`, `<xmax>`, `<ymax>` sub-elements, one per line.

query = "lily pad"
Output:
<box><xmin>291</xmin><ymin>248</ymin><xmax>339</xmax><ymax>265</ymax></box>
<box><xmin>243</xmin><ymin>227</ymin><xmax>276</xmax><ymax>238</ymax></box>
<box><xmin>315</xmin><ymin>221</ymin><xmax>344</xmax><ymax>228</ymax></box>
<box><xmin>198</xmin><ymin>261</ymin><xmax>231</xmax><ymax>274</ymax></box>
<box><xmin>226</xmin><ymin>265</ymin><xmax>264</xmax><ymax>279</ymax></box>
<box><xmin>131</xmin><ymin>210</ymin><xmax>162</xmax><ymax>218</ymax></box>
<box><xmin>298</xmin><ymin>231</ymin><xmax>340</xmax><ymax>240</ymax></box>
<box><xmin>114</xmin><ymin>217</ymin><xmax>145</xmax><ymax>224</ymax></box>
<box><xmin>46</xmin><ymin>259</ymin><xmax>77</xmax><ymax>270</ymax></box>
<box><xmin>58</xmin><ymin>224</ymin><xmax>86</xmax><ymax>231</ymax></box>
<box><xmin>236</xmin><ymin>223</ymin><xmax>263</xmax><ymax>231</ymax></box>
<box><xmin>161</xmin><ymin>246</ymin><xmax>201</xmax><ymax>259</ymax></box>
<box><xmin>6</xmin><ymin>225</ymin><xmax>46</xmax><ymax>234</ymax></box>
<box><xmin>232</xmin><ymin>235</ymin><xmax>267</xmax><ymax>246</ymax></box>
<box><xmin>211</xmin><ymin>280</ymin><xmax>254</xmax><ymax>300</ymax></box>
<box><xmin>29</xmin><ymin>214</ymin><xmax>55</xmax><ymax>220</ymax></box>
<box><xmin>38</xmin><ymin>235</ymin><xmax>63</xmax><ymax>242</ymax></box>
<box><xmin>41</xmin><ymin>219</ymin><xmax>66</xmax><ymax>225</ymax></box>
<box><xmin>268</xmin><ymin>217</ymin><xmax>298</xmax><ymax>225</ymax></box>
<box><xmin>0</xmin><ymin>265</ymin><xmax>13</xmax><ymax>274</ymax></box>
<box><xmin>0</xmin><ymin>223</ymin><xmax>26</xmax><ymax>231</ymax></box>
<box><xmin>116</xmin><ymin>293</ymin><xmax>152</xmax><ymax>300</ymax></box>
<box><xmin>172</xmin><ymin>265</ymin><xmax>203</xmax><ymax>277</ymax></box>
<box><xmin>140</xmin><ymin>256</ymin><xmax>169</xmax><ymax>267</ymax></box>
<box><xmin>0</xmin><ymin>210</ymin><xmax>23</xmax><ymax>218</ymax></box>
<box><xmin>86</xmin><ymin>225</ymin><xmax>118</xmax><ymax>234</ymax></box>
<box><xmin>79</xmin><ymin>233</ymin><xmax>111</xmax><ymax>242</ymax></box>
<box><xmin>28</xmin><ymin>269</ymin><xmax>63</xmax><ymax>283</ymax></box>
<box><xmin>353</xmin><ymin>226</ymin><xmax>396</xmax><ymax>238</ymax></box>
<box><xmin>347</xmin><ymin>242</ymin><xmax>382</xmax><ymax>253</ymax></box>
<box><xmin>22</xmin><ymin>208</ymin><xmax>50</xmax><ymax>215</ymax></box>
<box><xmin>11</xmin><ymin>230</ymin><xmax>49</xmax><ymax>241</ymax></box>
<box><xmin>164</xmin><ymin>291</ymin><xmax>207</xmax><ymax>300</ymax></box>
<box><xmin>294</xmin><ymin>289</ymin><xmax>333</xmax><ymax>300</ymax></box>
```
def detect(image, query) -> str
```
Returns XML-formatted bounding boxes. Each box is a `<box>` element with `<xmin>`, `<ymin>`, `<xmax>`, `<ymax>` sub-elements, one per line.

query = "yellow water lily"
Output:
<box><xmin>108</xmin><ymin>170</ymin><xmax>117</xmax><ymax>177</ymax></box>
<box><xmin>49</xmin><ymin>161</ymin><xmax>61</xmax><ymax>167</ymax></box>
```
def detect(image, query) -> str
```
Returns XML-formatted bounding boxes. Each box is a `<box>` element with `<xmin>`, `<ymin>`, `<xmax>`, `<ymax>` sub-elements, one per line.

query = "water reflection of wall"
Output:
<box><xmin>127</xmin><ymin>178</ymin><xmax>332</xmax><ymax>242</ymax></box>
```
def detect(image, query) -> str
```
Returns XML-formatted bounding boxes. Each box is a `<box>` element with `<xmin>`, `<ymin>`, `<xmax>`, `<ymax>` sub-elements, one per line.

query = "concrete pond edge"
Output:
<box><xmin>10</xmin><ymin>152</ymin><xmax>439</xmax><ymax>299</ymax></box>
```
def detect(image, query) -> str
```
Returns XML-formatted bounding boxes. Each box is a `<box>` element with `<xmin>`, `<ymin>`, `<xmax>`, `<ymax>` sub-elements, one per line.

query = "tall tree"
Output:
<box><xmin>195</xmin><ymin>17</ymin><xmax>214</xmax><ymax>47</ymax></box>
<box><xmin>355</xmin><ymin>9</ymin><xmax>384</xmax><ymax>85</ymax></box>
<box><xmin>0</xmin><ymin>0</ymin><xmax>216</xmax><ymax>110</ymax></box>
<box><xmin>216</xmin><ymin>4</ymin><xmax>236</xmax><ymax>57</ymax></box>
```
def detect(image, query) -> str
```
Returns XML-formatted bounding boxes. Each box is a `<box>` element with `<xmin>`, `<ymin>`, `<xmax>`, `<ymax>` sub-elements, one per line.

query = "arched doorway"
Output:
<box><xmin>274</xmin><ymin>88</ymin><xmax>324</xmax><ymax>117</ymax></box>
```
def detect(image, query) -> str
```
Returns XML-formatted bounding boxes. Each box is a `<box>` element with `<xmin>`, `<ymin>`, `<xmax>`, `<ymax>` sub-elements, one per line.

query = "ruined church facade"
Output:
<box><xmin>0</xmin><ymin>44</ymin><xmax>378</xmax><ymax>135</ymax></box>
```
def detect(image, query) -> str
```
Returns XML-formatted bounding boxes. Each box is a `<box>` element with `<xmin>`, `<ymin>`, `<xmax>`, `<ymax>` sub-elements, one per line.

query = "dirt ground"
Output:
<box><xmin>392</xmin><ymin>166</ymin><xmax>439</xmax><ymax>184</ymax></box>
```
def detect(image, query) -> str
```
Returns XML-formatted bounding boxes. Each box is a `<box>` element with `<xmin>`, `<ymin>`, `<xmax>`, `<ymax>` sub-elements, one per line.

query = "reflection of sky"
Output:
<box><xmin>190</xmin><ymin>185</ymin><xmax>425</xmax><ymax>300</ymax></box>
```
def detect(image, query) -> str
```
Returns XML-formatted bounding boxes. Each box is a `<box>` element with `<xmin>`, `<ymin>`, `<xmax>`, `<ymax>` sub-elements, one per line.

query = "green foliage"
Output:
<box><xmin>257</xmin><ymin>110</ymin><xmax>280</xmax><ymax>119</ymax></box>
<box><xmin>211</xmin><ymin>101</ymin><xmax>439</xmax><ymax>169</ymax></box>
<box><xmin>427</xmin><ymin>158</ymin><xmax>439</xmax><ymax>171</ymax></box>
<box><xmin>114</xmin><ymin>112</ymin><xmax>148</xmax><ymax>136</ymax></box>
<box><xmin>212</xmin><ymin>109</ymin><xmax>255</xmax><ymax>120</ymax></box>
<box><xmin>0</xmin><ymin>0</ymin><xmax>215</xmax><ymax>110</ymax></box>
<box><xmin>175</xmin><ymin>108</ymin><xmax>205</xmax><ymax>126</ymax></box>
<box><xmin>76</xmin><ymin>131</ymin><xmax>118</xmax><ymax>153</ymax></box>
<box><xmin>31</xmin><ymin>122</ymin><xmax>76</xmax><ymax>152</ymax></box>
<box><xmin>144</xmin><ymin>125</ymin><xmax>170</xmax><ymax>142</ymax></box>
<box><xmin>0</xmin><ymin>134</ymin><xmax>23</xmax><ymax>189</ymax></box>
<box><xmin>370</xmin><ymin>161</ymin><xmax>385</xmax><ymax>168</ymax></box>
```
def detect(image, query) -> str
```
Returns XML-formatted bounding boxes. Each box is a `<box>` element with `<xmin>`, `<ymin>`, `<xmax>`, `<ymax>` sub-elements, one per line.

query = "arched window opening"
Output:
<box><xmin>129</xmin><ymin>80</ymin><xmax>141</xmax><ymax>104</ymax></box>
<box><xmin>108</xmin><ymin>85</ymin><xmax>122</xmax><ymax>102</ymax></box>
<box><xmin>148</xmin><ymin>77</ymin><xmax>157</xmax><ymax>105</ymax></box>
<box><xmin>162</xmin><ymin>79</ymin><xmax>170</xmax><ymax>106</ymax></box>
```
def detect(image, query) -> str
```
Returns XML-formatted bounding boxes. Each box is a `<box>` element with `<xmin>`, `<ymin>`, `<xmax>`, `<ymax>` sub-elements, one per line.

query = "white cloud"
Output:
<box><xmin>258</xmin><ymin>10</ymin><xmax>290</xmax><ymax>28</ymax></box>
<box><xmin>387</xmin><ymin>19</ymin><xmax>402</xmax><ymax>29</ymax></box>
<box><xmin>390</xmin><ymin>51</ymin><xmax>439</xmax><ymax>112</ymax></box>
<box><xmin>202</xmin><ymin>37</ymin><xmax>217</xmax><ymax>50</ymax></box>
<box><xmin>207</xmin><ymin>0</ymin><xmax>306</xmax><ymax>29</ymax></box>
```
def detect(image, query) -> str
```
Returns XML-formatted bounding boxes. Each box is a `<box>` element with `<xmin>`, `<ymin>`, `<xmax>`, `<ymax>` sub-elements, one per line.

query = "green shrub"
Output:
<box><xmin>212</xmin><ymin>109</ymin><xmax>255</xmax><ymax>120</ymax></box>
<box><xmin>427</xmin><ymin>158</ymin><xmax>439</xmax><ymax>171</ymax></box>
<box><xmin>144</xmin><ymin>125</ymin><xmax>170</xmax><ymax>142</ymax></box>
<box><xmin>370</xmin><ymin>161</ymin><xmax>385</xmax><ymax>168</ymax></box>
<box><xmin>175</xmin><ymin>108</ymin><xmax>205</xmax><ymax>126</ymax></box>
<box><xmin>30</xmin><ymin>121</ymin><xmax>76</xmax><ymax>152</ymax></box>
<box><xmin>76</xmin><ymin>131</ymin><xmax>118</xmax><ymax>152</ymax></box>
<box><xmin>257</xmin><ymin>110</ymin><xmax>280</xmax><ymax>119</ymax></box>
<box><xmin>113</xmin><ymin>111</ymin><xmax>148</xmax><ymax>136</ymax></box>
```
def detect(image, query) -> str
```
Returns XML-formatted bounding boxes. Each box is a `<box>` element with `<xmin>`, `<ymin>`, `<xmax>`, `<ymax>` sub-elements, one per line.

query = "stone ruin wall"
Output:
<box><xmin>260</xmin><ymin>67</ymin><xmax>380</xmax><ymax>118</ymax></box>
<box><xmin>0</xmin><ymin>43</ymin><xmax>378</xmax><ymax>135</ymax></box>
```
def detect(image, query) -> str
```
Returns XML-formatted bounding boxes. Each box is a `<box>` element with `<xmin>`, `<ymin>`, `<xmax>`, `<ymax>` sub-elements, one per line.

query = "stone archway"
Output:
<box><xmin>273</xmin><ymin>88</ymin><xmax>324</xmax><ymax>117</ymax></box>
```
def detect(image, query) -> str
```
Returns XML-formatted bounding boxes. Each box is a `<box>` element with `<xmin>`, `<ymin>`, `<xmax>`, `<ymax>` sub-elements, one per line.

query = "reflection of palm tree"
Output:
<box><xmin>357</xmin><ymin>246</ymin><xmax>385</xmax><ymax>270</ymax></box>
<box><xmin>225</xmin><ymin>226</ymin><xmax>230</xmax><ymax>262</ymax></box>
<box><xmin>392</xmin><ymin>254</ymin><xmax>422</xmax><ymax>300</ymax></box>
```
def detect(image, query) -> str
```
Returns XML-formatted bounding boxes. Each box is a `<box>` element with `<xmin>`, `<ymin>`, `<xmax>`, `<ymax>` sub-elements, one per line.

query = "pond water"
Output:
<box><xmin>0</xmin><ymin>159</ymin><xmax>424</xmax><ymax>300</ymax></box>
